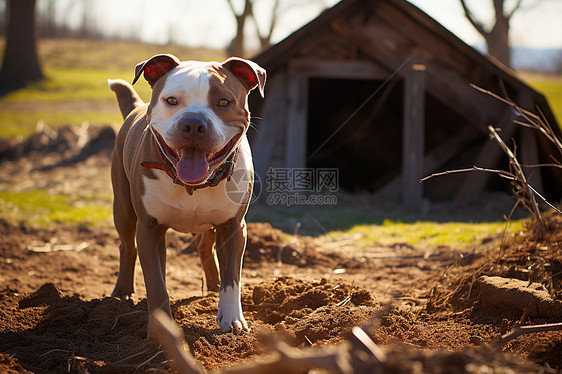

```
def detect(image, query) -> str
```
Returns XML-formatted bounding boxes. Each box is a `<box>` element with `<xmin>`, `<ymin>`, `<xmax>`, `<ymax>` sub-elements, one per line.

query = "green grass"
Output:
<box><xmin>3</xmin><ymin>68</ymin><xmax>151</xmax><ymax>103</ymax></box>
<box><xmin>0</xmin><ymin>111</ymin><xmax>121</xmax><ymax>138</ymax></box>
<box><xmin>325</xmin><ymin>219</ymin><xmax>526</xmax><ymax>250</ymax></box>
<box><xmin>0</xmin><ymin>190</ymin><xmax>112</xmax><ymax>227</ymax></box>
<box><xmin>0</xmin><ymin>187</ymin><xmax>526</xmax><ymax>246</ymax></box>
<box><xmin>0</xmin><ymin>38</ymin><xmax>226</xmax><ymax>138</ymax></box>
<box><xmin>248</xmin><ymin>198</ymin><xmax>527</xmax><ymax>250</ymax></box>
<box><xmin>0</xmin><ymin>66</ymin><xmax>151</xmax><ymax>138</ymax></box>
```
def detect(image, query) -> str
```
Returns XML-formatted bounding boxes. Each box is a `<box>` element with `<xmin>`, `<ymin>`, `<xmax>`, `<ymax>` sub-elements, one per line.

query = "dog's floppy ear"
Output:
<box><xmin>222</xmin><ymin>57</ymin><xmax>266</xmax><ymax>97</ymax></box>
<box><xmin>132</xmin><ymin>54</ymin><xmax>181</xmax><ymax>87</ymax></box>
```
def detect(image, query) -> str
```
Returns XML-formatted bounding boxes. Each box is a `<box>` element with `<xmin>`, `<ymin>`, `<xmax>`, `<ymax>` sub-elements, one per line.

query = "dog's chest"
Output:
<box><xmin>141</xmin><ymin>141</ymin><xmax>252</xmax><ymax>233</ymax></box>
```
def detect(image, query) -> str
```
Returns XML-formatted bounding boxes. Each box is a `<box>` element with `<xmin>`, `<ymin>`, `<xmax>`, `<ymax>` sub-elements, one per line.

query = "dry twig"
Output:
<box><xmin>221</xmin><ymin>328</ymin><xmax>353</xmax><ymax>374</ymax></box>
<box><xmin>111</xmin><ymin>310</ymin><xmax>146</xmax><ymax>330</ymax></box>
<box><xmin>495</xmin><ymin>322</ymin><xmax>562</xmax><ymax>347</ymax></box>
<box><xmin>132</xmin><ymin>350</ymin><xmax>165</xmax><ymax>374</ymax></box>
<box><xmin>422</xmin><ymin>85</ymin><xmax>562</xmax><ymax>229</ymax></box>
<box><xmin>487</xmin><ymin>125</ymin><xmax>545</xmax><ymax>228</ymax></box>
<box><xmin>152</xmin><ymin>309</ymin><xmax>206</xmax><ymax>374</ymax></box>
<box><xmin>152</xmin><ymin>309</ymin><xmax>390</xmax><ymax>374</ymax></box>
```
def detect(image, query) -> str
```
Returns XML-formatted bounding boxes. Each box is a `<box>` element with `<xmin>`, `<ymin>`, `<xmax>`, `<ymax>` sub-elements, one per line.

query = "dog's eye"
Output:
<box><xmin>166</xmin><ymin>97</ymin><xmax>178</xmax><ymax>105</ymax></box>
<box><xmin>217</xmin><ymin>99</ymin><xmax>230</xmax><ymax>108</ymax></box>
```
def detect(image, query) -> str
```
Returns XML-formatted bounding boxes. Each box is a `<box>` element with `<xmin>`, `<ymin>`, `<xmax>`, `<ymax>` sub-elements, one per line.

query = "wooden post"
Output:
<box><xmin>402</xmin><ymin>63</ymin><xmax>426</xmax><ymax>210</ymax></box>
<box><xmin>285</xmin><ymin>73</ymin><xmax>308</xmax><ymax>169</ymax></box>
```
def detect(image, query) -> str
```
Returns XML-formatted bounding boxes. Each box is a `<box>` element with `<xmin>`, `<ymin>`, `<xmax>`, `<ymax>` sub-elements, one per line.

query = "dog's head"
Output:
<box><xmin>133</xmin><ymin>54</ymin><xmax>266</xmax><ymax>185</ymax></box>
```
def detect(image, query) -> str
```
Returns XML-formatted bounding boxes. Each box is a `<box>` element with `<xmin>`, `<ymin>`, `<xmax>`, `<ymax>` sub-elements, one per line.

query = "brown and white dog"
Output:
<box><xmin>108</xmin><ymin>54</ymin><xmax>265</xmax><ymax>335</ymax></box>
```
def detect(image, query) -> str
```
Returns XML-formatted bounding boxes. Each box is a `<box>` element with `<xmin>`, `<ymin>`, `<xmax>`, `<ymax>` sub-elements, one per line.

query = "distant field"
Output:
<box><xmin>0</xmin><ymin>39</ymin><xmax>537</xmax><ymax>241</ymax></box>
<box><xmin>0</xmin><ymin>38</ymin><xmax>226</xmax><ymax>138</ymax></box>
<box><xmin>0</xmin><ymin>39</ymin><xmax>561</xmax><ymax>138</ymax></box>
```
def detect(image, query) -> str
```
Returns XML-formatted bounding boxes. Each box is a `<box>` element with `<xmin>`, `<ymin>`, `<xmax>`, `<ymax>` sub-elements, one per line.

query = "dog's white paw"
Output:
<box><xmin>217</xmin><ymin>284</ymin><xmax>248</xmax><ymax>334</ymax></box>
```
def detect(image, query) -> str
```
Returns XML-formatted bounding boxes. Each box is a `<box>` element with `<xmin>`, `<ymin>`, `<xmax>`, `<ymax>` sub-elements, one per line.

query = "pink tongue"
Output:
<box><xmin>176</xmin><ymin>148</ymin><xmax>209</xmax><ymax>184</ymax></box>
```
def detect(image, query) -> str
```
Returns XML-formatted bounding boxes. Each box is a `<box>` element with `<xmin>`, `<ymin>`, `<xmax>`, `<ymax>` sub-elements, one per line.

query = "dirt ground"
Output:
<box><xmin>0</xmin><ymin>127</ymin><xmax>561</xmax><ymax>373</ymax></box>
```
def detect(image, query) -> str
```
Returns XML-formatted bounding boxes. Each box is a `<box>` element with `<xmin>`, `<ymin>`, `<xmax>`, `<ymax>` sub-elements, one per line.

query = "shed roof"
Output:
<box><xmin>249</xmin><ymin>0</ymin><xmax>562</xmax><ymax>204</ymax></box>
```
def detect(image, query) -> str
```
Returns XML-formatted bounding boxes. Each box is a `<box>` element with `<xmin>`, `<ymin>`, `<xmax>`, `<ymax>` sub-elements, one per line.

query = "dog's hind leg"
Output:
<box><xmin>195</xmin><ymin>229</ymin><xmax>220</xmax><ymax>292</ymax></box>
<box><xmin>110</xmin><ymin>151</ymin><xmax>138</xmax><ymax>299</ymax></box>
<box><xmin>111</xmin><ymin>199</ymin><xmax>137</xmax><ymax>298</ymax></box>
<box><xmin>136</xmin><ymin>218</ymin><xmax>170</xmax><ymax>336</ymax></box>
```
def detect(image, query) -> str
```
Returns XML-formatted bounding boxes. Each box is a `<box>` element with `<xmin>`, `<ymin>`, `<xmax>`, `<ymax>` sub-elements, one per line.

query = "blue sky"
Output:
<box><xmin>53</xmin><ymin>0</ymin><xmax>562</xmax><ymax>50</ymax></box>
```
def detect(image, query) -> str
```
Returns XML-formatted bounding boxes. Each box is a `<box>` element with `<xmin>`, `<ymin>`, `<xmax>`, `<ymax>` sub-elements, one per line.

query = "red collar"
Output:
<box><xmin>141</xmin><ymin>131</ymin><xmax>238</xmax><ymax>196</ymax></box>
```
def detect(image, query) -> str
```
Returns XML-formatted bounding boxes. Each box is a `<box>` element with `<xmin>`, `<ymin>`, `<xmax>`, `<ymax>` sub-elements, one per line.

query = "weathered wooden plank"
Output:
<box><xmin>288</xmin><ymin>58</ymin><xmax>388</xmax><ymax>80</ymax></box>
<box><xmin>330</xmin><ymin>17</ymin><xmax>496</xmax><ymax>134</ymax></box>
<box><xmin>252</xmin><ymin>72</ymin><xmax>288</xmax><ymax>181</ymax></box>
<box><xmin>402</xmin><ymin>63</ymin><xmax>426</xmax><ymax>210</ymax></box>
<box><xmin>374</xmin><ymin>1</ymin><xmax>472</xmax><ymax>74</ymax></box>
<box><xmin>285</xmin><ymin>74</ymin><xmax>309</xmax><ymax>170</ymax></box>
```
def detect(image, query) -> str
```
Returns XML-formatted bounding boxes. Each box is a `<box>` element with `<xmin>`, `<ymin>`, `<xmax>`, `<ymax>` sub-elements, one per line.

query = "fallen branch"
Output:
<box><xmin>111</xmin><ymin>310</ymin><xmax>146</xmax><ymax>330</ymax></box>
<box><xmin>152</xmin><ymin>309</ymin><xmax>206</xmax><ymax>374</ymax></box>
<box><xmin>496</xmin><ymin>322</ymin><xmax>562</xmax><ymax>347</ymax></box>
<box><xmin>152</xmin><ymin>309</ymin><xmax>388</xmax><ymax>374</ymax></box>
<box><xmin>222</xmin><ymin>329</ymin><xmax>354</xmax><ymax>374</ymax></box>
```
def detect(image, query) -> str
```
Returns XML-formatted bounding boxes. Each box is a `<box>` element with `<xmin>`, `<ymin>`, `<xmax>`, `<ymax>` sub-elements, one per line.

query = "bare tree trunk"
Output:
<box><xmin>486</xmin><ymin>9</ymin><xmax>511</xmax><ymax>66</ymax></box>
<box><xmin>0</xmin><ymin>0</ymin><xmax>44</xmax><ymax>88</ymax></box>
<box><xmin>459</xmin><ymin>0</ymin><xmax>522</xmax><ymax>68</ymax></box>
<box><xmin>226</xmin><ymin>0</ymin><xmax>253</xmax><ymax>57</ymax></box>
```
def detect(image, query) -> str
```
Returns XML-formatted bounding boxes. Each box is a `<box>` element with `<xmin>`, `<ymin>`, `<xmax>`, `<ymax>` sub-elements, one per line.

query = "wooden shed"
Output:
<box><xmin>248</xmin><ymin>0</ymin><xmax>562</xmax><ymax>208</ymax></box>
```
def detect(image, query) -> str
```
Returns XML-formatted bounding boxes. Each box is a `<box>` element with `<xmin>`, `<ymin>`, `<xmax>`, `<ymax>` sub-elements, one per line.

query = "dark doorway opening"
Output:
<box><xmin>307</xmin><ymin>77</ymin><xmax>404</xmax><ymax>192</ymax></box>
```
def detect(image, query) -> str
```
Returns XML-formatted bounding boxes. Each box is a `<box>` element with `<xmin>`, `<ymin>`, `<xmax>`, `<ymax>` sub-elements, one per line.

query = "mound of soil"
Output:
<box><xmin>245</xmin><ymin>222</ymin><xmax>364</xmax><ymax>270</ymax></box>
<box><xmin>0</xmin><ymin>123</ymin><xmax>116</xmax><ymax>166</ymax></box>
<box><xmin>1</xmin><ymin>127</ymin><xmax>562</xmax><ymax>372</ymax></box>
<box><xmin>425</xmin><ymin>213</ymin><xmax>562</xmax><ymax>368</ymax></box>
<box><xmin>427</xmin><ymin>213</ymin><xmax>562</xmax><ymax>315</ymax></box>
<box><xmin>1</xmin><ymin>214</ymin><xmax>561</xmax><ymax>373</ymax></box>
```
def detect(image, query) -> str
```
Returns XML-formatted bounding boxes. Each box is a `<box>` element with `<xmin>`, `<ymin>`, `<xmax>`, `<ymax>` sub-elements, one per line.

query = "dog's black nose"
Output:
<box><xmin>180</xmin><ymin>117</ymin><xmax>207</xmax><ymax>136</ymax></box>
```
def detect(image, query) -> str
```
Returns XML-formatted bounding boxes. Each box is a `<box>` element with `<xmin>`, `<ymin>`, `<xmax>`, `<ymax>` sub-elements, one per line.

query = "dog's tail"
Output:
<box><xmin>108</xmin><ymin>79</ymin><xmax>144</xmax><ymax>120</ymax></box>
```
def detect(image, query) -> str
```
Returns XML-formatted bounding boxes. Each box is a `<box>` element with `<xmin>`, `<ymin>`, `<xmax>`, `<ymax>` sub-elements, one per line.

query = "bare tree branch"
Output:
<box><xmin>459</xmin><ymin>0</ymin><xmax>489</xmax><ymax>36</ymax></box>
<box><xmin>506</xmin><ymin>0</ymin><xmax>524</xmax><ymax>20</ymax></box>
<box><xmin>420</xmin><ymin>166</ymin><xmax>517</xmax><ymax>183</ymax></box>
<box><xmin>250</xmin><ymin>0</ymin><xmax>280</xmax><ymax>48</ymax></box>
<box><xmin>225</xmin><ymin>0</ymin><xmax>237</xmax><ymax>15</ymax></box>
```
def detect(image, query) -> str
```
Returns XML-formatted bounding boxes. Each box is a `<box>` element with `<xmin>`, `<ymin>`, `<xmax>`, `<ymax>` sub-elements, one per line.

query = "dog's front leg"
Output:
<box><xmin>195</xmin><ymin>229</ymin><xmax>220</xmax><ymax>292</ymax></box>
<box><xmin>215</xmin><ymin>218</ymin><xmax>247</xmax><ymax>334</ymax></box>
<box><xmin>136</xmin><ymin>219</ymin><xmax>171</xmax><ymax>335</ymax></box>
